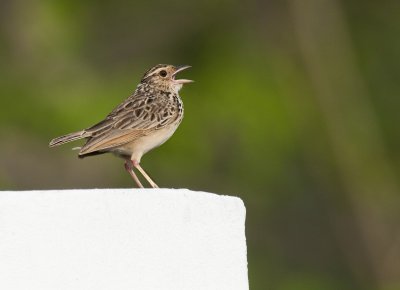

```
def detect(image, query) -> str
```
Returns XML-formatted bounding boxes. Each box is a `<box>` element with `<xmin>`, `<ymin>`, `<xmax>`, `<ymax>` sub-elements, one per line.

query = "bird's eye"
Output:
<box><xmin>159</xmin><ymin>70</ymin><xmax>167</xmax><ymax>77</ymax></box>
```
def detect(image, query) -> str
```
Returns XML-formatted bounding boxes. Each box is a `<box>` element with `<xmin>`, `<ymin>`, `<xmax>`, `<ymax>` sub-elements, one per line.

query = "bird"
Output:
<box><xmin>49</xmin><ymin>64</ymin><xmax>193</xmax><ymax>188</ymax></box>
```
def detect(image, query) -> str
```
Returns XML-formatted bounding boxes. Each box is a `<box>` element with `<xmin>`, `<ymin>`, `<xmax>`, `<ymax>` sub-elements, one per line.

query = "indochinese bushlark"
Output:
<box><xmin>49</xmin><ymin>64</ymin><xmax>193</xmax><ymax>188</ymax></box>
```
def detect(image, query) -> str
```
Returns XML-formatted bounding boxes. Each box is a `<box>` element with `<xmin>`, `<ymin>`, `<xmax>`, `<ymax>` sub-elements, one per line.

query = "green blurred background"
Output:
<box><xmin>1</xmin><ymin>0</ymin><xmax>400</xmax><ymax>289</ymax></box>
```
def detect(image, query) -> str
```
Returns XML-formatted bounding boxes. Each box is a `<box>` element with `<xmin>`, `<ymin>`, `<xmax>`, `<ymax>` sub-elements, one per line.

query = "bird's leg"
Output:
<box><xmin>124</xmin><ymin>160</ymin><xmax>144</xmax><ymax>188</ymax></box>
<box><xmin>132</xmin><ymin>160</ymin><xmax>159</xmax><ymax>188</ymax></box>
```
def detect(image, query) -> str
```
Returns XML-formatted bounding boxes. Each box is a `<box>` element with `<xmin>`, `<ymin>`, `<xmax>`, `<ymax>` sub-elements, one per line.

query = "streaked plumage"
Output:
<box><xmin>49</xmin><ymin>64</ymin><xmax>192</xmax><ymax>188</ymax></box>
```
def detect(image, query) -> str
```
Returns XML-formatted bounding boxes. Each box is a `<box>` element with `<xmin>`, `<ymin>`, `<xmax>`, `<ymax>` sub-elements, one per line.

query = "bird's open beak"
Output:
<box><xmin>173</xmin><ymin>65</ymin><xmax>194</xmax><ymax>84</ymax></box>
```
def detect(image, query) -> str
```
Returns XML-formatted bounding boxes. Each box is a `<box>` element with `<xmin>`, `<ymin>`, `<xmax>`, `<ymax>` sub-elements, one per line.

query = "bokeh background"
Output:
<box><xmin>1</xmin><ymin>0</ymin><xmax>400</xmax><ymax>289</ymax></box>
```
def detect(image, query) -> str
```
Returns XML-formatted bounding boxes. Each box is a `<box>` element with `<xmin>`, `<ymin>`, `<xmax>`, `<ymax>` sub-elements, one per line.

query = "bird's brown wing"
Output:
<box><xmin>78</xmin><ymin>96</ymin><xmax>178</xmax><ymax>155</ymax></box>
<box><xmin>78</xmin><ymin>129</ymin><xmax>147</xmax><ymax>155</ymax></box>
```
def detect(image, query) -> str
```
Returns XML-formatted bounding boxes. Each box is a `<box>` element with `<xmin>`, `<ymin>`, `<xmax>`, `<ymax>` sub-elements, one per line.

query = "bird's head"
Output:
<box><xmin>141</xmin><ymin>64</ymin><xmax>193</xmax><ymax>93</ymax></box>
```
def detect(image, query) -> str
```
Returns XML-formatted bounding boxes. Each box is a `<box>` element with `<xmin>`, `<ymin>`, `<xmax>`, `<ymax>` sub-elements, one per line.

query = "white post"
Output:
<box><xmin>0</xmin><ymin>189</ymin><xmax>248</xmax><ymax>290</ymax></box>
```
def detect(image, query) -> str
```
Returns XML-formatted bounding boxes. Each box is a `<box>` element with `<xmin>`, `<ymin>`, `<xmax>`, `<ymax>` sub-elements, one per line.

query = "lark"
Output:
<box><xmin>49</xmin><ymin>64</ymin><xmax>193</xmax><ymax>188</ymax></box>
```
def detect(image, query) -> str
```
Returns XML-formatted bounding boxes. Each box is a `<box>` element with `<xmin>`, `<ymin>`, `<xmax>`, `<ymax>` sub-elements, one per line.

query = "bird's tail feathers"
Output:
<box><xmin>49</xmin><ymin>131</ymin><xmax>86</xmax><ymax>147</ymax></box>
